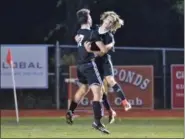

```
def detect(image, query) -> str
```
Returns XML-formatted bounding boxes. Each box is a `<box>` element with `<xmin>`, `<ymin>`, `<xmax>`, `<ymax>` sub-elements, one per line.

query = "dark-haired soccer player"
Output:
<box><xmin>66</xmin><ymin>8</ymin><xmax>114</xmax><ymax>134</ymax></box>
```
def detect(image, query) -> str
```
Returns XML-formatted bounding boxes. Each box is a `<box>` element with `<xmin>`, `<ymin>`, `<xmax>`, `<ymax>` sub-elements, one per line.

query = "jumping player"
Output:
<box><xmin>66</xmin><ymin>8</ymin><xmax>114</xmax><ymax>134</ymax></box>
<box><xmin>79</xmin><ymin>11</ymin><xmax>131</xmax><ymax>112</ymax></box>
<box><xmin>92</xmin><ymin>11</ymin><xmax>132</xmax><ymax>111</ymax></box>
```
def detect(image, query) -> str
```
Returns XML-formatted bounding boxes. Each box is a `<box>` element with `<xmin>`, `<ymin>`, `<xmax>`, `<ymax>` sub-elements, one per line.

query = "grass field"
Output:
<box><xmin>1</xmin><ymin>117</ymin><xmax>184</xmax><ymax>138</ymax></box>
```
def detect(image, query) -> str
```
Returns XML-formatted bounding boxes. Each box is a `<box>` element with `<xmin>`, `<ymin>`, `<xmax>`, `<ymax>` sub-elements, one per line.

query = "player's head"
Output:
<box><xmin>76</xmin><ymin>8</ymin><xmax>92</xmax><ymax>26</ymax></box>
<box><xmin>100</xmin><ymin>11</ymin><xmax>124</xmax><ymax>33</ymax></box>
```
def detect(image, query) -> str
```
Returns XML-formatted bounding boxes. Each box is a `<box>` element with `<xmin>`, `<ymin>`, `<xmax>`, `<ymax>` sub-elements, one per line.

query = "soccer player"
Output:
<box><xmin>92</xmin><ymin>11</ymin><xmax>132</xmax><ymax>111</ymax></box>
<box><xmin>66</xmin><ymin>8</ymin><xmax>114</xmax><ymax>134</ymax></box>
<box><xmin>81</xmin><ymin>11</ymin><xmax>131</xmax><ymax>111</ymax></box>
<box><xmin>68</xmin><ymin>11</ymin><xmax>131</xmax><ymax>122</ymax></box>
<box><xmin>66</xmin><ymin>12</ymin><xmax>116</xmax><ymax>125</ymax></box>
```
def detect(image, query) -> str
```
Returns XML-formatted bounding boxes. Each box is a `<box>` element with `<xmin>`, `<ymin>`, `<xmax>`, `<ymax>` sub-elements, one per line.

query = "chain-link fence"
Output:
<box><xmin>0</xmin><ymin>45</ymin><xmax>183</xmax><ymax>110</ymax></box>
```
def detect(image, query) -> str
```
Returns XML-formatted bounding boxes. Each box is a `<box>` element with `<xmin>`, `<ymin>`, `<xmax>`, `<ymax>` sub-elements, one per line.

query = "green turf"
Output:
<box><xmin>1</xmin><ymin>117</ymin><xmax>184</xmax><ymax>138</ymax></box>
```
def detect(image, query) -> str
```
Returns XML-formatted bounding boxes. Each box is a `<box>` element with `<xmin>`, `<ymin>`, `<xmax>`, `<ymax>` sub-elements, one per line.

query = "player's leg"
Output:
<box><xmin>104</xmin><ymin>56</ymin><xmax>131</xmax><ymax>111</ymax></box>
<box><xmin>66</xmin><ymin>68</ymin><xmax>89</xmax><ymax>124</ymax></box>
<box><xmin>96</xmin><ymin>57</ymin><xmax>115</xmax><ymax>123</ymax></box>
<box><xmin>105</xmin><ymin>75</ymin><xmax>131</xmax><ymax>111</ymax></box>
<box><xmin>102</xmin><ymin>79</ymin><xmax>116</xmax><ymax>124</ymax></box>
<box><xmin>87</xmin><ymin>59</ymin><xmax>110</xmax><ymax>134</ymax></box>
<box><xmin>101</xmin><ymin>79</ymin><xmax>111</xmax><ymax>111</ymax></box>
<box><xmin>69</xmin><ymin>84</ymin><xmax>88</xmax><ymax>113</ymax></box>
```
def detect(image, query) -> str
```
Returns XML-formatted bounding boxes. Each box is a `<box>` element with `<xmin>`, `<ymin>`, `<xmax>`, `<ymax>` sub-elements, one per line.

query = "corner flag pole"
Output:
<box><xmin>6</xmin><ymin>49</ymin><xmax>19</xmax><ymax>123</ymax></box>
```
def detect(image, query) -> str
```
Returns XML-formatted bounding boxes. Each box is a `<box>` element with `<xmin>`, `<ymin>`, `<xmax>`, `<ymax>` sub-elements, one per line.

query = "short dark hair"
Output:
<box><xmin>76</xmin><ymin>8</ymin><xmax>90</xmax><ymax>25</ymax></box>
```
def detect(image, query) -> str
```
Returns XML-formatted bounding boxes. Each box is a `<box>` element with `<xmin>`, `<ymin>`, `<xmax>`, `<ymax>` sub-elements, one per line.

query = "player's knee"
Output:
<box><xmin>106</xmin><ymin>76</ymin><xmax>117</xmax><ymax>87</ymax></box>
<box><xmin>74</xmin><ymin>84</ymin><xmax>88</xmax><ymax>102</ymax></box>
<box><xmin>90</xmin><ymin>84</ymin><xmax>102</xmax><ymax>101</ymax></box>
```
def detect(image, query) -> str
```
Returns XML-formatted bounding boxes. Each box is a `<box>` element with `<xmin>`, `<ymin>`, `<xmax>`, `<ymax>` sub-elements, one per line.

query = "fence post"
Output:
<box><xmin>55</xmin><ymin>41</ymin><xmax>60</xmax><ymax>109</ymax></box>
<box><xmin>162</xmin><ymin>49</ymin><xmax>166</xmax><ymax>109</ymax></box>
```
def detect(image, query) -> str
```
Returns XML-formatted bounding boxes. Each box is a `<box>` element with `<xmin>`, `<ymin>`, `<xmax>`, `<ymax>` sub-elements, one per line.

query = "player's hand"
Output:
<box><xmin>99</xmin><ymin>52</ymin><xmax>105</xmax><ymax>56</ymax></box>
<box><xmin>84</xmin><ymin>41</ymin><xmax>92</xmax><ymax>52</ymax></box>
<box><xmin>93</xmin><ymin>51</ymin><xmax>105</xmax><ymax>57</ymax></box>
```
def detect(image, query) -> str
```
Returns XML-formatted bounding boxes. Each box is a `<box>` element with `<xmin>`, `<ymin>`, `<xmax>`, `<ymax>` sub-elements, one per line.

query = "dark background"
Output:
<box><xmin>0</xmin><ymin>0</ymin><xmax>184</xmax><ymax>47</ymax></box>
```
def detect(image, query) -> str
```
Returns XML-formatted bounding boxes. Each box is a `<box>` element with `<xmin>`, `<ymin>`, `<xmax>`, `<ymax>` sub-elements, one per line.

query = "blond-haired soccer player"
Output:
<box><xmin>94</xmin><ymin>11</ymin><xmax>131</xmax><ymax>112</ymax></box>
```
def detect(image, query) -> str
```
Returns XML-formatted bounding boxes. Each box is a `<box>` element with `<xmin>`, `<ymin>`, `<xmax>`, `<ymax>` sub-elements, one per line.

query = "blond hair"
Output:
<box><xmin>100</xmin><ymin>11</ymin><xmax>124</xmax><ymax>33</ymax></box>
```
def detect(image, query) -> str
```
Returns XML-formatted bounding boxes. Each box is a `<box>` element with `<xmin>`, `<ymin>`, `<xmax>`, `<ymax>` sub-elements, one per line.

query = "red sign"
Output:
<box><xmin>171</xmin><ymin>64</ymin><xmax>184</xmax><ymax>109</ymax></box>
<box><xmin>68</xmin><ymin>65</ymin><xmax>154</xmax><ymax>110</ymax></box>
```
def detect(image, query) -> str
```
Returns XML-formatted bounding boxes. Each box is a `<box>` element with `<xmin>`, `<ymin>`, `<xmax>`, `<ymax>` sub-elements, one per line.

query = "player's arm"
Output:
<box><xmin>95</xmin><ymin>34</ymin><xmax>115</xmax><ymax>56</ymax></box>
<box><xmin>84</xmin><ymin>42</ymin><xmax>101</xmax><ymax>53</ymax></box>
<box><xmin>94</xmin><ymin>41</ymin><xmax>110</xmax><ymax>54</ymax></box>
<box><xmin>105</xmin><ymin>40</ymin><xmax>115</xmax><ymax>50</ymax></box>
<box><xmin>94</xmin><ymin>38</ymin><xmax>115</xmax><ymax>54</ymax></box>
<box><xmin>94</xmin><ymin>32</ymin><xmax>115</xmax><ymax>53</ymax></box>
<box><xmin>74</xmin><ymin>35</ymin><xmax>99</xmax><ymax>53</ymax></box>
<box><xmin>82</xmin><ymin>33</ymin><xmax>105</xmax><ymax>54</ymax></box>
<box><xmin>84</xmin><ymin>42</ymin><xmax>110</xmax><ymax>56</ymax></box>
<box><xmin>84</xmin><ymin>41</ymin><xmax>113</xmax><ymax>55</ymax></box>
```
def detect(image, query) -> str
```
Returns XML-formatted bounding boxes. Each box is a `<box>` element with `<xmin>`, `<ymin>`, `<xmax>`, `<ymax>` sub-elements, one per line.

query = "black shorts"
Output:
<box><xmin>95</xmin><ymin>55</ymin><xmax>114</xmax><ymax>78</ymax></box>
<box><xmin>77</xmin><ymin>59</ymin><xmax>103</xmax><ymax>86</ymax></box>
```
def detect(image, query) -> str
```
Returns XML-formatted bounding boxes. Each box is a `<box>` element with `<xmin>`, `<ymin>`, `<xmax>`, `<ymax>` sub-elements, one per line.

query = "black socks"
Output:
<box><xmin>92</xmin><ymin>101</ymin><xmax>102</xmax><ymax>125</ymax></box>
<box><xmin>102</xmin><ymin>93</ymin><xmax>111</xmax><ymax>111</ymax></box>
<box><xmin>69</xmin><ymin>100</ymin><xmax>78</xmax><ymax>113</ymax></box>
<box><xmin>112</xmin><ymin>83</ymin><xmax>126</xmax><ymax>100</ymax></box>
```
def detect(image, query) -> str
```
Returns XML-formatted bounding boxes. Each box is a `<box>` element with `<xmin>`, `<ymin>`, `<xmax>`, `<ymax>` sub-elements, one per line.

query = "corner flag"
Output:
<box><xmin>6</xmin><ymin>49</ymin><xmax>19</xmax><ymax>123</ymax></box>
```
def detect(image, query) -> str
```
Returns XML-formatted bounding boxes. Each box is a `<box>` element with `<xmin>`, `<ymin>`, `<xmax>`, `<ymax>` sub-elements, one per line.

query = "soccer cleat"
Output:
<box><xmin>92</xmin><ymin>122</ymin><xmax>110</xmax><ymax>134</ymax></box>
<box><xmin>108</xmin><ymin>109</ymin><xmax>116</xmax><ymax>124</ymax></box>
<box><xmin>125</xmin><ymin>102</ymin><xmax>132</xmax><ymax>111</ymax></box>
<box><xmin>122</xmin><ymin>100</ymin><xmax>132</xmax><ymax>111</ymax></box>
<box><xmin>66</xmin><ymin>110</ymin><xmax>73</xmax><ymax>125</ymax></box>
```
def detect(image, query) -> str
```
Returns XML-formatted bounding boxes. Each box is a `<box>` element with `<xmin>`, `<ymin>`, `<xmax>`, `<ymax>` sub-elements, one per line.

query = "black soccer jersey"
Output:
<box><xmin>99</xmin><ymin>31</ymin><xmax>115</xmax><ymax>54</ymax></box>
<box><xmin>76</xmin><ymin>28</ymin><xmax>101</xmax><ymax>64</ymax></box>
<box><xmin>91</xmin><ymin>25</ymin><xmax>115</xmax><ymax>59</ymax></box>
<box><xmin>92</xmin><ymin>26</ymin><xmax>115</xmax><ymax>78</ymax></box>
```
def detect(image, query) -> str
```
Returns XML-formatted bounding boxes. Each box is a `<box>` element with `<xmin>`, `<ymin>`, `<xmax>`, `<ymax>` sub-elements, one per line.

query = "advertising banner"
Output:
<box><xmin>1</xmin><ymin>45</ymin><xmax>48</xmax><ymax>88</ymax></box>
<box><xmin>68</xmin><ymin>65</ymin><xmax>154</xmax><ymax>110</ymax></box>
<box><xmin>171</xmin><ymin>64</ymin><xmax>184</xmax><ymax>109</ymax></box>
